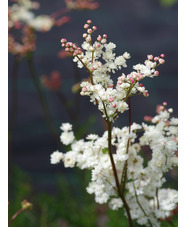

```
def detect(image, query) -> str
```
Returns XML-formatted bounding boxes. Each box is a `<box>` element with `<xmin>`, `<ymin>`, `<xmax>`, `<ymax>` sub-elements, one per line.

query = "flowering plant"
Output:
<box><xmin>50</xmin><ymin>20</ymin><xmax>178</xmax><ymax>227</ymax></box>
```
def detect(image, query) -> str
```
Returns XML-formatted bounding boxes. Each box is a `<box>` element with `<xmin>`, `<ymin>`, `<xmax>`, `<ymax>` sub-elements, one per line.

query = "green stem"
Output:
<box><xmin>9</xmin><ymin>208</ymin><xmax>23</xmax><ymax>225</ymax></box>
<box><xmin>26</xmin><ymin>52</ymin><xmax>60</xmax><ymax>146</ymax></box>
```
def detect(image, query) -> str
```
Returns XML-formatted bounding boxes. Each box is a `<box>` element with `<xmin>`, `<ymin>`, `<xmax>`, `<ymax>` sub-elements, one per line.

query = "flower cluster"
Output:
<box><xmin>51</xmin><ymin>104</ymin><xmax>178</xmax><ymax>226</ymax></box>
<box><xmin>60</xmin><ymin>20</ymin><xmax>165</xmax><ymax>122</ymax></box>
<box><xmin>65</xmin><ymin>0</ymin><xmax>99</xmax><ymax>10</ymax></box>
<box><xmin>41</xmin><ymin>71</ymin><xmax>62</xmax><ymax>91</ymax></box>
<box><xmin>8</xmin><ymin>0</ymin><xmax>70</xmax><ymax>56</ymax></box>
<box><xmin>51</xmin><ymin>20</ymin><xmax>177</xmax><ymax>226</ymax></box>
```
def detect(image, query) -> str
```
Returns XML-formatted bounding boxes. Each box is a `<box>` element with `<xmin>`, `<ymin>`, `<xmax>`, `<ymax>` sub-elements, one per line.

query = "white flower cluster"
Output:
<box><xmin>51</xmin><ymin>106</ymin><xmax>178</xmax><ymax>226</ymax></box>
<box><xmin>8</xmin><ymin>0</ymin><xmax>54</xmax><ymax>31</ymax></box>
<box><xmin>61</xmin><ymin>20</ymin><xmax>165</xmax><ymax>122</ymax></box>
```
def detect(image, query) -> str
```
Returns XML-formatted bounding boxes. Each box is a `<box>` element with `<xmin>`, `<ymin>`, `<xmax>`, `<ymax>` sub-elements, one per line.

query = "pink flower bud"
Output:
<box><xmin>154</xmin><ymin>71</ymin><xmax>159</xmax><ymax>76</ymax></box>
<box><xmin>86</xmin><ymin>36</ymin><xmax>92</xmax><ymax>42</ymax></box>
<box><xmin>87</xmin><ymin>20</ymin><xmax>92</xmax><ymax>24</ymax></box>
<box><xmin>83</xmin><ymin>33</ymin><xmax>87</xmax><ymax>38</ymax></box>
<box><xmin>130</xmin><ymin>78</ymin><xmax>135</xmax><ymax>83</ymax></box>
<box><xmin>84</xmin><ymin>24</ymin><xmax>89</xmax><ymax>29</ymax></box>
<box><xmin>154</xmin><ymin>57</ymin><xmax>158</xmax><ymax>61</ymax></box>
<box><xmin>61</xmin><ymin>38</ymin><xmax>67</xmax><ymax>43</ymax></box>
<box><xmin>90</xmin><ymin>67</ymin><xmax>94</xmax><ymax>71</ymax></box>
<box><xmin>61</xmin><ymin>43</ymin><xmax>66</xmax><ymax>47</ymax></box>
<box><xmin>109</xmin><ymin>84</ymin><xmax>114</xmax><ymax>88</ymax></box>
<box><xmin>65</xmin><ymin>47</ymin><xmax>70</xmax><ymax>52</ymax></box>
<box><xmin>117</xmin><ymin>81</ymin><xmax>122</xmax><ymax>85</ymax></box>
<box><xmin>97</xmin><ymin>35</ymin><xmax>102</xmax><ymax>41</ymax></box>
<box><xmin>92</xmin><ymin>26</ymin><xmax>97</xmax><ymax>30</ymax></box>
<box><xmin>87</xmin><ymin>29</ymin><xmax>92</xmax><ymax>34</ymax></box>
<box><xmin>147</xmin><ymin>54</ymin><xmax>153</xmax><ymax>60</ymax></box>
<box><xmin>96</xmin><ymin>43</ymin><xmax>101</xmax><ymax>48</ymax></box>
<box><xmin>73</xmin><ymin>51</ymin><xmax>77</xmax><ymax>55</ymax></box>
<box><xmin>143</xmin><ymin>91</ymin><xmax>149</xmax><ymax>97</ymax></box>
<box><xmin>112</xmin><ymin>103</ymin><xmax>116</xmax><ymax>108</ymax></box>
<box><xmin>163</xmin><ymin>102</ymin><xmax>167</xmax><ymax>106</ymax></box>
<box><xmin>139</xmin><ymin>83</ymin><xmax>143</xmax><ymax>87</ymax></box>
<box><xmin>82</xmin><ymin>87</ymin><xmax>87</xmax><ymax>92</ymax></box>
<box><xmin>160</xmin><ymin>54</ymin><xmax>165</xmax><ymax>58</ymax></box>
<box><xmin>109</xmin><ymin>97</ymin><xmax>114</xmax><ymax>102</ymax></box>
<box><xmin>101</xmin><ymin>39</ymin><xmax>107</xmax><ymax>44</ymax></box>
<box><xmin>159</xmin><ymin>59</ymin><xmax>165</xmax><ymax>64</ymax></box>
<box><xmin>103</xmin><ymin>34</ymin><xmax>107</xmax><ymax>38</ymax></box>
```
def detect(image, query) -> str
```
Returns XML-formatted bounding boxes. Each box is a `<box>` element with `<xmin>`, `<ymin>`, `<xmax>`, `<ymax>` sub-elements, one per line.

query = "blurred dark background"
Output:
<box><xmin>8</xmin><ymin>0</ymin><xmax>178</xmax><ymax>226</ymax></box>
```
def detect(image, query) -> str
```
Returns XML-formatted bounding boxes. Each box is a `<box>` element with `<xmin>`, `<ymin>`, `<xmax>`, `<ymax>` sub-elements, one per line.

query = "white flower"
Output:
<box><xmin>60</xmin><ymin>123</ymin><xmax>73</xmax><ymax>131</ymax></box>
<box><xmin>60</xmin><ymin>131</ymin><xmax>75</xmax><ymax>145</ymax></box>
<box><xmin>109</xmin><ymin>198</ymin><xmax>123</xmax><ymax>210</ymax></box>
<box><xmin>104</xmin><ymin>42</ymin><xmax>116</xmax><ymax>50</ymax></box>
<box><xmin>50</xmin><ymin>150</ymin><xmax>63</xmax><ymax>164</ymax></box>
<box><xmin>123</xmin><ymin>52</ymin><xmax>131</xmax><ymax>59</ymax></box>
<box><xmin>64</xmin><ymin>151</ymin><xmax>77</xmax><ymax>167</ymax></box>
<box><xmin>115</xmin><ymin>56</ymin><xmax>126</xmax><ymax>67</ymax></box>
<box><xmin>29</xmin><ymin>15</ymin><xmax>54</xmax><ymax>31</ymax></box>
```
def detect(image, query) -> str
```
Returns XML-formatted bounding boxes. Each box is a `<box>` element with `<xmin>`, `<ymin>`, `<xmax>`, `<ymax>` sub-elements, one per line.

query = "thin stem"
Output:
<box><xmin>9</xmin><ymin>208</ymin><xmax>23</xmax><ymax>225</ymax></box>
<box><xmin>156</xmin><ymin>188</ymin><xmax>160</xmax><ymax>209</ymax></box>
<box><xmin>132</xmin><ymin>175</ymin><xmax>153</xmax><ymax>227</ymax></box>
<box><xmin>71</xmin><ymin>61</ymin><xmax>81</xmax><ymax>122</ymax></box>
<box><xmin>121</xmin><ymin>97</ymin><xmax>131</xmax><ymax>193</ymax></box>
<box><xmin>76</xmin><ymin>55</ymin><xmax>94</xmax><ymax>84</ymax></box>
<box><xmin>26</xmin><ymin>52</ymin><xmax>61</xmax><ymax>146</ymax></box>
<box><xmin>107</xmin><ymin>122</ymin><xmax>133</xmax><ymax>227</ymax></box>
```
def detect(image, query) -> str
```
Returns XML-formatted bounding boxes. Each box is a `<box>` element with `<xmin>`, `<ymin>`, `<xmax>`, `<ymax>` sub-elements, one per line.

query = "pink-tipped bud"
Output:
<box><xmin>154</xmin><ymin>57</ymin><xmax>158</xmax><ymax>61</ymax></box>
<box><xmin>159</xmin><ymin>59</ymin><xmax>165</xmax><ymax>64</ymax></box>
<box><xmin>109</xmin><ymin>97</ymin><xmax>114</xmax><ymax>102</ymax></box>
<box><xmin>160</xmin><ymin>54</ymin><xmax>165</xmax><ymax>58</ymax></box>
<box><xmin>103</xmin><ymin>34</ymin><xmax>107</xmax><ymax>38</ymax></box>
<box><xmin>154</xmin><ymin>71</ymin><xmax>159</xmax><ymax>76</ymax></box>
<box><xmin>87</xmin><ymin>29</ymin><xmax>92</xmax><ymax>34</ymax></box>
<box><xmin>84</xmin><ymin>24</ymin><xmax>89</xmax><ymax>29</ymax></box>
<box><xmin>97</xmin><ymin>35</ymin><xmax>102</xmax><ymax>41</ymax></box>
<box><xmin>139</xmin><ymin>83</ymin><xmax>143</xmax><ymax>87</ymax></box>
<box><xmin>163</xmin><ymin>102</ymin><xmax>167</xmax><ymax>106</ymax></box>
<box><xmin>86</xmin><ymin>36</ymin><xmax>92</xmax><ymax>42</ymax></box>
<box><xmin>90</xmin><ymin>67</ymin><xmax>94</xmax><ymax>71</ymax></box>
<box><xmin>96</xmin><ymin>43</ymin><xmax>101</xmax><ymax>48</ymax></box>
<box><xmin>61</xmin><ymin>43</ymin><xmax>66</xmax><ymax>47</ymax></box>
<box><xmin>92</xmin><ymin>26</ymin><xmax>97</xmax><ymax>30</ymax></box>
<box><xmin>61</xmin><ymin>38</ymin><xmax>67</xmax><ymax>43</ymax></box>
<box><xmin>112</xmin><ymin>103</ymin><xmax>116</xmax><ymax>108</ymax></box>
<box><xmin>73</xmin><ymin>51</ymin><xmax>78</xmax><ymax>56</ymax></box>
<box><xmin>83</xmin><ymin>33</ymin><xmax>87</xmax><ymax>38</ymax></box>
<box><xmin>82</xmin><ymin>87</ymin><xmax>87</xmax><ymax>92</ymax></box>
<box><xmin>117</xmin><ymin>81</ymin><xmax>122</xmax><ymax>85</ymax></box>
<box><xmin>130</xmin><ymin>78</ymin><xmax>135</xmax><ymax>83</ymax></box>
<box><xmin>65</xmin><ymin>47</ymin><xmax>70</xmax><ymax>52</ymax></box>
<box><xmin>87</xmin><ymin>20</ymin><xmax>92</xmax><ymax>24</ymax></box>
<box><xmin>143</xmin><ymin>91</ymin><xmax>149</xmax><ymax>97</ymax></box>
<box><xmin>147</xmin><ymin>54</ymin><xmax>153</xmax><ymax>60</ymax></box>
<box><xmin>109</xmin><ymin>84</ymin><xmax>114</xmax><ymax>88</ymax></box>
<box><xmin>138</xmin><ymin>73</ymin><xmax>143</xmax><ymax>80</ymax></box>
<box><xmin>101</xmin><ymin>39</ymin><xmax>107</xmax><ymax>44</ymax></box>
